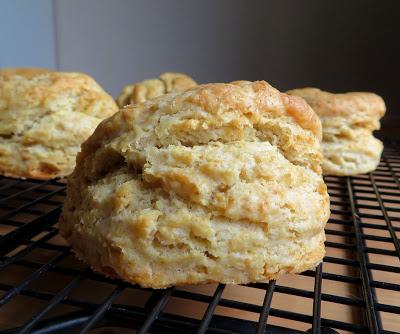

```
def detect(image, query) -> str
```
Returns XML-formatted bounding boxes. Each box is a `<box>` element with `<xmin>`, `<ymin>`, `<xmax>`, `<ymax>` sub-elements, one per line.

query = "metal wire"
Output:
<box><xmin>346</xmin><ymin>176</ymin><xmax>379</xmax><ymax>333</ymax></box>
<box><xmin>369</xmin><ymin>173</ymin><xmax>400</xmax><ymax>258</ymax></box>
<box><xmin>79</xmin><ymin>284</ymin><xmax>125</xmax><ymax>334</ymax></box>
<box><xmin>311</xmin><ymin>263</ymin><xmax>323</xmax><ymax>334</ymax></box>
<box><xmin>256</xmin><ymin>281</ymin><xmax>275</xmax><ymax>334</ymax></box>
<box><xmin>17</xmin><ymin>275</ymin><xmax>83</xmax><ymax>334</ymax></box>
<box><xmin>137</xmin><ymin>287</ymin><xmax>174</xmax><ymax>334</ymax></box>
<box><xmin>0</xmin><ymin>143</ymin><xmax>399</xmax><ymax>334</ymax></box>
<box><xmin>197</xmin><ymin>284</ymin><xmax>225</xmax><ymax>334</ymax></box>
<box><xmin>0</xmin><ymin>249</ymin><xmax>69</xmax><ymax>307</ymax></box>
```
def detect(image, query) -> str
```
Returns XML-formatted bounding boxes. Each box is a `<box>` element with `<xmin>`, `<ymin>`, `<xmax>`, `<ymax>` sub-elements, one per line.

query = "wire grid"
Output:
<box><xmin>0</xmin><ymin>142</ymin><xmax>399</xmax><ymax>334</ymax></box>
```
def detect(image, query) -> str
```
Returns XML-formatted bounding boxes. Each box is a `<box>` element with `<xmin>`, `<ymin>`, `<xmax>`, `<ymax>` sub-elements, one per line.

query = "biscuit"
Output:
<box><xmin>60</xmin><ymin>81</ymin><xmax>330</xmax><ymax>288</ymax></box>
<box><xmin>287</xmin><ymin>88</ymin><xmax>385</xmax><ymax>176</ymax></box>
<box><xmin>117</xmin><ymin>72</ymin><xmax>197</xmax><ymax>106</ymax></box>
<box><xmin>0</xmin><ymin>68</ymin><xmax>119</xmax><ymax>179</ymax></box>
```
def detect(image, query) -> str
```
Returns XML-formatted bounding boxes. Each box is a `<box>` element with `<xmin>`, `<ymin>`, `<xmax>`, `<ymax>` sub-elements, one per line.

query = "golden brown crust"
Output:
<box><xmin>60</xmin><ymin>80</ymin><xmax>329</xmax><ymax>288</ymax></box>
<box><xmin>117</xmin><ymin>72</ymin><xmax>197</xmax><ymax>107</ymax></box>
<box><xmin>280</xmin><ymin>92</ymin><xmax>322</xmax><ymax>140</ymax></box>
<box><xmin>286</xmin><ymin>88</ymin><xmax>386</xmax><ymax>119</ymax></box>
<box><xmin>197</xmin><ymin>81</ymin><xmax>322</xmax><ymax>140</ymax></box>
<box><xmin>0</xmin><ymin>169</ymin><xmax>55</xmax><ymax>181</ymax></box>
<box><xmin>0</xmin><ymin>68</ymin><xmax>119</xmax><ymax>180</ymax></box>
<box><xmin>0</xmin><ymin>67</ymin><xmax>53</xmax><ymax>80</ymax></box>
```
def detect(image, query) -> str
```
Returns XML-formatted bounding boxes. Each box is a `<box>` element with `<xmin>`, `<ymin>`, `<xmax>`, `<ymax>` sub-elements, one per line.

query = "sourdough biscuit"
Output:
<box><xmin>60</xmin><ymin>81</ymin><xmax>330</xmax><ymax>288</ymax></box>
<box><xmin>117</xmin><ymin>72</ymin><xmax>197</xmax><ymax>106</ymax></box>
<box><xmin>287</xmin><ymin>88</ymin><xmax>385</xmax><ymax>175</ymax></box>
<box><xmin>0</xmin><ymin>68</ymin><xmax>119</xmax><ymax>179</ymax></box>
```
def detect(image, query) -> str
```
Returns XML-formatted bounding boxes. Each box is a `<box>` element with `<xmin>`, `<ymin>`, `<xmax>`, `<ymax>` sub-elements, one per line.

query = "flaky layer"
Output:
<box><xmin>117</xmin><ymin>72</ymin><xmax>197</xmax><ymax>107</ymax></box>
<box><xmin>322</xmin><ymin>131</ymin><xmax>383</xmax><ymax>176</ymax></box>
<box><xmin>287</xmin><ymin>88</ymin><xmax>385</xmax><ymax>176</ymax></box>
<box><xmin>60</xmin><ymin>81</ymin><xmax>329</xmax><ymax>288</ymax></box>
<box><xmin>0</xmin><ymin>68</ymin><xmax>119</xmax><ymax>179</ymax></box>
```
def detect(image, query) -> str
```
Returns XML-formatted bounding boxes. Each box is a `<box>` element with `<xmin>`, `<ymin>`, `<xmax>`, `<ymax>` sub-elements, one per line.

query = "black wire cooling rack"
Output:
<box><xmin>0</xmin><ymin>142</ymin><xmax>399</xmax><ymax>334</ymax></box>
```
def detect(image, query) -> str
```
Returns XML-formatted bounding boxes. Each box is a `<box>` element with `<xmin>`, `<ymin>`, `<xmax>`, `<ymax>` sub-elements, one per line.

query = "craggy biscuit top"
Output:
<box><xmin>0</xmin><ymin>69</ymin><xmax>118</xmax><ymax>119</ymax></box>
<box><xmin>287</xmin><ymin>88</ymin><xmax>385</xmax><ymax>125</ymax></box>
<box><xmin>0</xmin><ymin>67</ymin><xmax>53</xmax><ymax>80</ymax></box>
<box><xmin>0</xmin><ymin>68</ymin><xmax>119</xmax><ymax>179</ymax></box>
<box><xmin>60</xmin><ymin>81</ymin><xmax>329</xmax><ymax>288</ymax></box>
<box><xmin>86</xmin><ymin>81</ymin><xmax>323</xmax><ymax>173</ymax></box>
<box><xmin>117</xmin><ymin>72</ymin><xmax>197</xmax><ymax>106</ymax></box>
<box><xmin>78</xmin><ymin>80</ymin><xmax>326</xmax><ymax>187</ymax></box>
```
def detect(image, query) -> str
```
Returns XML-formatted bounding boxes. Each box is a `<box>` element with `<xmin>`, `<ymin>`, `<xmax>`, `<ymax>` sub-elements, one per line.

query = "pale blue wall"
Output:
<box><xmin>0</xmin><ymin>0</ymin><xmax>56</xmax><ymax>69</ymax></box>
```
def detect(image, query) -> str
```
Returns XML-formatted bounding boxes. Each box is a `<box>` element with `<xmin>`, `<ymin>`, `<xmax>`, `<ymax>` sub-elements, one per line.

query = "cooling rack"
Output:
<box><xmin>0</xmin><ymin>142</ymin><xmax>399</xmax><ymax>334</ymax></box>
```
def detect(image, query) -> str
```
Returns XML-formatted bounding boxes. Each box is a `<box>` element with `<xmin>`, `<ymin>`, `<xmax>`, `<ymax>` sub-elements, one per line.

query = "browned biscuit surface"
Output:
<box><xmin>287</xmin><ymin>88</ymin><xmax>385</xmax><ymax>120</ymax></box>
<box><xmin>117</xmin><ymin>72</ymin><xmax>197</xmax><ymax>106</ymax></box>
<box><xmin>0</xmin><ymin>67</ymin><xmax>53</xmax><ymax>79</ymax></box>
<box><xmin>60</xmin><ymin>81</ymin><xmax>329</xmax><ymax>288</ymax></box>
<box><xmin>0</xmin><ymin>68</ymin><xmax>119</xmax><ymax>179</ymax></box>
<box><xmin>287</xmin><ymin>87</ymin><xmax>385</xmax><ymax>176</ymax></box>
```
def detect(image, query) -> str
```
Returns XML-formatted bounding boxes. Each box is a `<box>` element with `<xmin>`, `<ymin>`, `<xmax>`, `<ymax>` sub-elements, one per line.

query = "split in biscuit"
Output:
<box><xmin>60</xmin><ymin>81</ymin><xmax>330</xmax><ymax>288</ymax></box>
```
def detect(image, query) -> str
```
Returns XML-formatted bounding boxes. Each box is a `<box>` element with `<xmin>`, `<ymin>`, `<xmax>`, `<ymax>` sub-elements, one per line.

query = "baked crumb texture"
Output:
<box><xmin>287</xmin><ymin>88</ymin><xmax>385</xmax><ymax>176</ymax></box>
<box><xmin>60</xmin><ymin>81</ymin><xmax>330</xmax><ymax>288</ymax></box>
<box><xmin>0</xmin><ymin>68</ymin><xmax>119</xmax><ymax>179</ymax></box>
<box><xmin>117</xmin><ymin>72</ymin><xmax>197</xmax><ymax>107</ymax></box>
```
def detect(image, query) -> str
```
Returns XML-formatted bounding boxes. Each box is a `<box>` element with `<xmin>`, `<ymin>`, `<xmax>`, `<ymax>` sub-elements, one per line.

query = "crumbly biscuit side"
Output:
<box><xmin>321</xmin><ymin>132</ymin><xmax>383</xmax><ymax>176</ymax></box>
<box><xmin>61</xmin><ymin>81</ymin><xmax>329</xmax><ymax>288</ymax></box>
<box><xmin>0</xmin><ymin>70</ymin><xmax>119</xmax><ymax>179</ymax></box>
<box><xmin>287</xmin><ymin>87</ymin><xmax>385</xmax><ymax>176</ymax></box>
